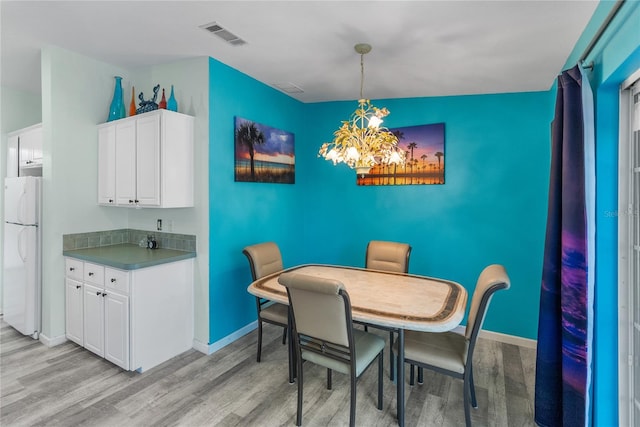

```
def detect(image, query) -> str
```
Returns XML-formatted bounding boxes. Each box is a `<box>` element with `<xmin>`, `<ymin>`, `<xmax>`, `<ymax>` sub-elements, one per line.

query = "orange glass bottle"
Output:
<box><xmin>129</xmin><ymin>86</ymin><xmax>136</xmax><ymax>116</ymax></box>
<box><xmin>158</xmin><ymin>88</ymin><xmax>167</xmax><ymax>109</ymax></box>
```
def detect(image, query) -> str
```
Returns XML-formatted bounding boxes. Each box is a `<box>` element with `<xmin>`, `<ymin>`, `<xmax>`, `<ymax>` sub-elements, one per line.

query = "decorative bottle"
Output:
<box><xmin>107</xmin><ymin>76</ymin><xmax>124</xmax><ymax>122</ymax></box>
<box><xmin>129</xmin><ymin>86</ymin><xmax>136</xmax><ymax>116</ymax></box>
<box><xmin>167</xmin><ymin>85</ymin><xmax>178</xmax><ymax>112</ymax></box>
<box><xmin>158</xmin><ymin>88</ymin><xmax>167</xmax><ymax>109</ymax></box>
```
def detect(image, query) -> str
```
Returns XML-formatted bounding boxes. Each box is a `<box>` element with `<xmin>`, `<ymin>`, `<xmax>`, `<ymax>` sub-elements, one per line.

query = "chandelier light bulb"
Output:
<box><xmin>368</xmin><ymin>115</ymin><xmax>383</xmax><ymax>128</ymax></box>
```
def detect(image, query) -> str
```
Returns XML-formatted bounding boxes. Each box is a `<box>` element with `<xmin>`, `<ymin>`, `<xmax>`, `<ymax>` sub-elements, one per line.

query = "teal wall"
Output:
<box><xmin>302</xmin><ymin>93</ymin><xmax>551</xmax><ymax>339</ymax></box>
<box><xmin>208</xmin><ymin>52</ymin><xmax>552</xmax><ymax>343</ymax></box>
<box><xmin>208</xmin><ymin>58</ymin><xmax>305</xmax><ymax>342</ymax></box>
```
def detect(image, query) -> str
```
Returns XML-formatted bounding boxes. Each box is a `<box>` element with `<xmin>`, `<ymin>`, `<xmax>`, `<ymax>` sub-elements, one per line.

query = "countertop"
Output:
<box><xmin>63</xmin><ymin>244</ymin><xmax>196</xmax><ymax>270</ymax></box>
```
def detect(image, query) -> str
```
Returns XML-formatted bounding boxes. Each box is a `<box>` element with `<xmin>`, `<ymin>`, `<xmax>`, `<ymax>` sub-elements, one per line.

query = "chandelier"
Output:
<box><xmin>318</xmin><ymin>43</ymin><xmax>405</xmax><ymax>175</ymax></box>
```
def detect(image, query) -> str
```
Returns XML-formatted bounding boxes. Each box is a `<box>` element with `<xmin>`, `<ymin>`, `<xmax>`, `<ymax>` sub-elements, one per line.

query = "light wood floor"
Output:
<box><xmin>1</xmin><ymin>319</ymin><xmax>537</xmax><ymax>426</ymax></box>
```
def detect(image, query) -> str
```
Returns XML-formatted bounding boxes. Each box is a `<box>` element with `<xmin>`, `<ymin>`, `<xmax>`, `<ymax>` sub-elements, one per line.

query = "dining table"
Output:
<box><xmin>247</xmin><ymin>264</ymin><xmax>468</xmax><ymax>427</ymax></box>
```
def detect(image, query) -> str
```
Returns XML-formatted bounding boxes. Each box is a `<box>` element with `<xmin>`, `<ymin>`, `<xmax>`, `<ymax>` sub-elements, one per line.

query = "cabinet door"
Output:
<box><xmin>104</xmin><ymin>291</ymin><xmax>129</xmax><ymax>370</ymax></box>
<box><xmin>65</xmin><ymin>278</ymin><xmax>84</xmax><ymax>346</ymax></box>
<box><xmin>19</xmin><ymin>125</ymin><xmax>43</xmax><ymax>167</ymax></box>
<box><xmin>83</xmin><ymin>283</ymin><xmax>105</xmax><ymax>357</ymax></box>
<box><xmin>7</xmin><ymin>135</ymin><xmax>19</xmax><ymax>178</ymax></box>
<box><xmin>135</xmin><ymin>114</ymin><xmax>161</xmax><ymax>206</ymax></box>
<box><xmin>115</xmin><ymin>120</ymin><xmax>137</xmax><ymax>206</ymax></box>
<box><xmin>98</xmin><ymin>125</ymin><xmax>116</xmax><ymax>205</ymax></box>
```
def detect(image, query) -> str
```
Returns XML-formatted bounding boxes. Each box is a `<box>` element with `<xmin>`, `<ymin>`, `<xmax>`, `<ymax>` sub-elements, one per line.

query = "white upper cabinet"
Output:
<box><xmin>7</xmin><ymin>123</ymin><xmax>43</xmax><ymax>177</ymax></box>
<box><xmin>97</xmin><ymin>109</ymin><xmax>194</xmax><ymax>208</ymax></box>
<box><xmin>97</xmin><ymin>125</ymin><xmax>116</xmax><ymax>204</ymax></box>
<box><xmin>19</xmin><ymin>124</ymin><xmax>43</xmax><ymax>169</ymax></box>
<box><xmin>6</xmin><ymin>135</ymin><xmax>19</xmax><ymax>178</ymax></box>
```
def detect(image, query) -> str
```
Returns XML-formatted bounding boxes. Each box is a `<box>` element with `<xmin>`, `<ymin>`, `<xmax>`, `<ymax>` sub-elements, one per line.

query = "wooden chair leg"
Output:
<box><xmin>418</xmin><ymin>367</ymin><xmax>424</xmax><ymax>384</ymax></box>
<box><xmin>282</xmin><ymin>326</ymin><xmax>287</xmax><ymax>345</ymax></box>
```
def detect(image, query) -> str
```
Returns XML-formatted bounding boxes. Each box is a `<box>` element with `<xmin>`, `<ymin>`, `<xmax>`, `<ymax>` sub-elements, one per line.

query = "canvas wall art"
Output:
<box><xmin>234</xmin><ymin>117</ymin><xmax>295</xmax><ymax>184</ymax></box>
<box><xmin>357</xmin><ymin>122</ymin><xmax>445</xmax><ymax>186</ymax></box>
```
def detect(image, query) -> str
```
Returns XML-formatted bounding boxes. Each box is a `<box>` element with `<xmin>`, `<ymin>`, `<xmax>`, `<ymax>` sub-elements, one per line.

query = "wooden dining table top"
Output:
<box><xmin>247</xmin><ymin>264</ymin><xmax>468</xmax><ymax>333</ymax></box>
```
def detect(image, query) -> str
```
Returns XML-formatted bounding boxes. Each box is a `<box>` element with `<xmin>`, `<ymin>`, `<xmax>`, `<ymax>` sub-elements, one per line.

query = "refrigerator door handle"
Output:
<box><xmin>17</xmin><ymin>227</ymin><xmax>27</xmax><ymax>262</ymax></box>
<box><xmin>17</xmin><ymin>191</ymin><xmax>27</xmax><ymax>225</ymax></box>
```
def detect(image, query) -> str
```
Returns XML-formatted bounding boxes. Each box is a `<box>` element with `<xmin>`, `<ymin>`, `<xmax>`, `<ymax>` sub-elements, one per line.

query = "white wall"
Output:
<box><xmin>39</xmin><ymin>47</ymin><xmax>210</xmax><ymax>346</ymax></box>
<box><xmin>40</xmin><ymin>46</ymin><xmax>129</xmax><ymax>340</ymax></box>
<box><xmin>0</xmin><ymin>86</ymin><xmax>42</xmax><ymax>312</ymax></box>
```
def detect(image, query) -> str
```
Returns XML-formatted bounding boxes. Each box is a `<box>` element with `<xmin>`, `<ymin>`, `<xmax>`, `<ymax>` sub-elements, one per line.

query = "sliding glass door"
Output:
<box><xmin>620</xmin><ymin>75</ymin><xmax>640</xmax><ymax>427</ymax></box>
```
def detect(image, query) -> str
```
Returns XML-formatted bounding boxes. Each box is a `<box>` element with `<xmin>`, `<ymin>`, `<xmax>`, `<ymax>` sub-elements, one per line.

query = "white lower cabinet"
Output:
<box><xmin>65</xmin><ymin>257</ymin><xmax>193</xmax><ymax>372</ymax></box>
<box><xmin>65</xmin><ymin>277</ymin><xmax>84</xmax><ymax>346</ymax></box>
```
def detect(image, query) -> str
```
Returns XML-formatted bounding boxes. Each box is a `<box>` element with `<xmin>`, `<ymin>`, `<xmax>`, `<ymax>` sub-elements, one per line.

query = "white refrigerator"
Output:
<box><xmin>3</xmin><ymin>176</ymin><xmax>41</xmax><ymax>338</ymax></box>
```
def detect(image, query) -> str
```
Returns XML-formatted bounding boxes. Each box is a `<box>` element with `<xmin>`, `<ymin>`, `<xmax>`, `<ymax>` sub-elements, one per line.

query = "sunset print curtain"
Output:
<box><xmin>534</xmin><ymin>64</ymin><xmax>595</xmax><ymax>427</ymax></box>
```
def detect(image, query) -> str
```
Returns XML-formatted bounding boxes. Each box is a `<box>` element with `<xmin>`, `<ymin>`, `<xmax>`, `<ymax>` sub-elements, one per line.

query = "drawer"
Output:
<box><xmin>83</xmin><ymin>262</ymin><xmax>105</xmax><ymax>285</ymax></box>
<box><xmin>105</xmin><ymin>268</ymin><xmax>129</xmax><ymax>294</ymax></box>
<box><xmin>65</xmin><ymin>258</ymin><xmax>84</xmax><ymax>281</ymax></box>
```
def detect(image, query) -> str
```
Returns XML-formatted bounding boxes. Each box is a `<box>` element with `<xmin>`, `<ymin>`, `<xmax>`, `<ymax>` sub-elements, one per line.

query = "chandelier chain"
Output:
<box><xmin>360</xmin><ymin>53</ymin><xmax>365</xmax><ymax>99</ymax></box>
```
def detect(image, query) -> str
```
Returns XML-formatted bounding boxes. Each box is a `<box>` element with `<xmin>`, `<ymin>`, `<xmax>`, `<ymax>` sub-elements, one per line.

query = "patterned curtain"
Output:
<box><xmin>534</xmin><ymin>64</ymin><xmax>595</xmax><ymax>427</ymax></box>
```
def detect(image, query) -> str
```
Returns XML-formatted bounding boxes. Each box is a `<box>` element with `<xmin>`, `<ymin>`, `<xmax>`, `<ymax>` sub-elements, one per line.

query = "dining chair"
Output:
<box><xmin>279</xmin><ymin>271</ymin><xmax>385</xmax><ymax>427</ymax></box>
<box><xmin>365</xmin><ymin>240</ymin><xmax>412</xmax><ymax>274</ymax></box>
<box><xmin>393</xmin><ymin>264</ymin><xmax>511</xmax><ymax>427</ymax></box>
<box><xmin>242</xmin><ymin>242</ymin><xmax>289</xmax><ymax>363</ymax></box>
<box><xmin>363</xmin><ymin>239</ymin><xmax>412</xmax><ymax>381</ymax></box>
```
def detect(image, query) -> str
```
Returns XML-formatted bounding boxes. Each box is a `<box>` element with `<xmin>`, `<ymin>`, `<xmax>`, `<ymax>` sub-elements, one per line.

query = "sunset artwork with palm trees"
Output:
<box><xmin>234</xmin><ymin>117</ymin><xmax>295</xmax><ymax>184</ymax></box>
<box><xmin>357</xmin><ymin>122</ymin><xmax>445</xmax><ymax>186</ymax></box>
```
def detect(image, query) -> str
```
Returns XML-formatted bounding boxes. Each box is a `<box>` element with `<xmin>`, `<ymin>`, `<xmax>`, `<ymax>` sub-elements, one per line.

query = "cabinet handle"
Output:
<box><xmin>69</xmin><ymin>267</ymin><xmax>75</xmax><ymax>271</ymax></box>
<box><xmin>134</xmin><ymin>199</ymin><xmax>139</xmax><ymax>203</ymax></box>
<box><xmin>129</xmin><ymin>199</ymin><xmax>134</xmax><ymax>203</ymax></box>
<box><xmin>88</xmin><ymin>272</ymin><xmax>94</xmax><ymax>276</ymax></box>
<box><xmin>110</xmin><ymin>278</ymin><xmax>116</xmax><ymax>283</ymax></box>
<box><xmin>76</xmin><ymin>285</ymin><xmax>81</xmax><ymax>289</ymax></box>
<box><xmin>109</xmin><ymin>199</ymin><xmax>114</xmax><ymax>203</ymax></box>
<box><xmin>96</xmin><ymin>291</ymin><xmax>101</xmax><ymax>296</ymax></box>
<box><xmin>102</xmin><ymin>292</ymin><xmax>107</xmax><ymax>297</ymax></box>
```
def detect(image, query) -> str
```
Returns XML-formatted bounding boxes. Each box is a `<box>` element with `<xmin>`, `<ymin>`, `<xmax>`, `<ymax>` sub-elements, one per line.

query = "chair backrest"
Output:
<box><xmin>365</xmin><ymin>240</ymin><xmax>412</xmax><ymax>273</ymax></box>
<box><xmin>278</xmin><ymin>271</ymin><xmax>352</xmax><ymax>348</ymax></box>
<box><xmin>242</xmin><ymin>242</ymin><xmax>284</xmax><ymax>281</ymax></box>
<box><xmin>465</xmin><ymin>264</ymin><xmax>511</xmax><ymax>341</ymax></box>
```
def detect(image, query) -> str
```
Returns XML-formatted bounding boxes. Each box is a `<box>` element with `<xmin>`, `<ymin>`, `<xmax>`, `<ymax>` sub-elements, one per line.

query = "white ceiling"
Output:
<box><xmin>1</xmin><ymin>0</ymin><xmax>598</xmax><ymax>103</ymax></box>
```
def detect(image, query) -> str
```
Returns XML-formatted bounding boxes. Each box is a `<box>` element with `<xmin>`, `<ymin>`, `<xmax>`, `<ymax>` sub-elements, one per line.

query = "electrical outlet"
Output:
<box><xmin>157</xmin><ymin>219</ymin><xmax>162</xmax><ymax>231</ymax></box>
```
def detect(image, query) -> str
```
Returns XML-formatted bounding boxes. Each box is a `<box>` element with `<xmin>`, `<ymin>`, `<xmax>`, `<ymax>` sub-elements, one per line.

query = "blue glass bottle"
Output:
<box><xmin>167</xmin><ymin>85</ymin><xmax>178</xmax><ymax>112</ymax></box>
<box><xmin>107</xmin><ymin>76</ymin><xmax>124</xmax><ymax>122</ymax></box>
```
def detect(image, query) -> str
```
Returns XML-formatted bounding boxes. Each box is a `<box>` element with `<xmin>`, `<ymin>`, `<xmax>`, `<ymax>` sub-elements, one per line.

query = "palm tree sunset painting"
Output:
<box><xmin>234</xmin><ymin>117</ymin><xmax>295</xmax><ymax>184</ymax></box>
<box><xmin>357</xmin><ymin>122</ymin><xmax>445</xmax><ymax>186</ymax></box>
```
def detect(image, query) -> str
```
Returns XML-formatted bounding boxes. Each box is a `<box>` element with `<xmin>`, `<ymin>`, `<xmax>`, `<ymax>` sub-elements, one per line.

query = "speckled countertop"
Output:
<box><xmin>63</xmin><ymin>243</ymin><xmax>196</xmax><ymax>270</ymax></box>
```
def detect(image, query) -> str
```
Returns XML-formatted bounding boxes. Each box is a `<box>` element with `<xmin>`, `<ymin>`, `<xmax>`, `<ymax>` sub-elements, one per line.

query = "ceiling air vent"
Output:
<box><xmin>200</xmin><ymin>21</ymin><xmax>246</xmax><ymax>46</ymax></box>
<box><xmin>272</xmin><ymin>82</ymin><xmax>304</xmax><ymax>94</ymax></box>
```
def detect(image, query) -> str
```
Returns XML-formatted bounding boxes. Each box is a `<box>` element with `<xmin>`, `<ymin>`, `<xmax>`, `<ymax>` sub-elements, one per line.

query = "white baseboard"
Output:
<box><xmin>192</xmin><ymin>339</ymin><xmax>210</xmax><ymax>355</ymax></box>
<box><xmin>39</xmin><ymin>332</ymin><xmax>67</xmax><ymax>347</ymax></box>
<box><xmin>196</xmin><ymin>321</ymin><xmax>258</xmax><ymax>355</ymax></box>
<box><xmin>452</xmin><ymin>325</ymin><xmax>537</xmax><ymax>349</ymax></box>
<box><xmin>198</xmin><ymin>322</ymin><xmax>536</xmax><ymax>356</ymax></box>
